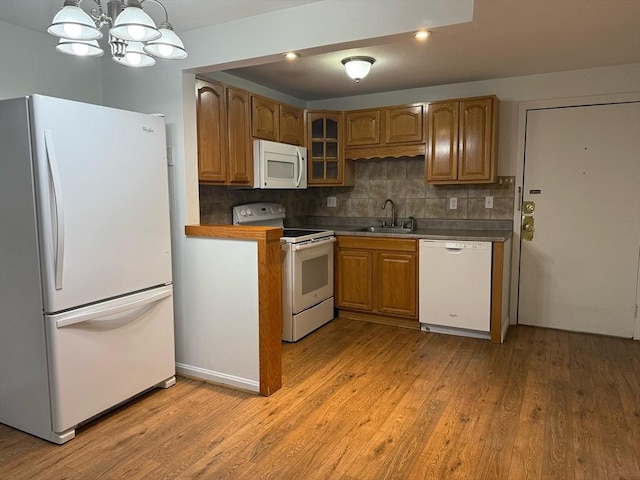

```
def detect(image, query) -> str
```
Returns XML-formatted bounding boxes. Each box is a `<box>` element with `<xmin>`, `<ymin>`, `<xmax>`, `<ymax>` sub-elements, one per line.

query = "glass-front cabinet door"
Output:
<box><xmin>307</xmin><ymin>111</ymin><xmax>349</xmax><ymax>185</ymax></box>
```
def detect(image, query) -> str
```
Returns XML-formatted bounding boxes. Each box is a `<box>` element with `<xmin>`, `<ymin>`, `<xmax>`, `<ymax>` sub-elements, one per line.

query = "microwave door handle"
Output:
<box><xmin>295</xmin><ymin>148</ymin><xmax>303</xmax><ymax>187</ymax></box>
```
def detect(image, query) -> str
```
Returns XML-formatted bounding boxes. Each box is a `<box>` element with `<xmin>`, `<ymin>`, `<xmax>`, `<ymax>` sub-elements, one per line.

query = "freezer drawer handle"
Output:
<box><xmin>44</xmin><ymin>129</ymin><xmax>65</xmax><ymax>290</ymax></box>
<box><xmin>55</xmin><ymin>288</ymin><xmax>172</xmax><ymax>328</ymax></box>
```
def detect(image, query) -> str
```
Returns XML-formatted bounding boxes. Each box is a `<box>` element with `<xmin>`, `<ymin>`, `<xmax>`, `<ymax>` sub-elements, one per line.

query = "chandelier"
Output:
<box><xmin>47</xmin><ymin>0</ymin><xmax>188</xmax><ymax>68</ymax></box>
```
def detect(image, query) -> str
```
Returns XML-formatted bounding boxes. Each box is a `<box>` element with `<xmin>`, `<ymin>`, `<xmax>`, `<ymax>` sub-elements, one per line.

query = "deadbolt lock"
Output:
<box><xmin>522</xmin><ymin>216</ymin><xmax>535</xmax><ymax>241</ymax></box>
<box><xmin>523</xmin><ymin>201</ymin><xmax>535</xmax><ymax>215</ymax></box>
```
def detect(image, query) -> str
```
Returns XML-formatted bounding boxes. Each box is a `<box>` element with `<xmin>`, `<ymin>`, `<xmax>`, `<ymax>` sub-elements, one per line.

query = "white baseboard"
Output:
<box><xmin>175</xmin><ymin>363</ymin><xmax>260</xmax><ymax>393</ymax></box>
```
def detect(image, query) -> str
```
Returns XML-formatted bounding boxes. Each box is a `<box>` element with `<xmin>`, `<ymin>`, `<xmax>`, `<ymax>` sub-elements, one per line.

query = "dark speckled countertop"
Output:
<box><xmin>332</xmin><ymin>226</ymin><xmax>511</xmax><ymax>242</ymax></box>
<box><xmin>288</xmin><ymin>217</ymin><xmax>513</xmax><ymax>242</ymax></box>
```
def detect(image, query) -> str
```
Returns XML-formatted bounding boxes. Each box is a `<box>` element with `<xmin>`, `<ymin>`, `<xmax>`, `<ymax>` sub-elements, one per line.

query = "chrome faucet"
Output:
<box><xmin>381</xmin><ymin>198</ymin><xmax>397</xmax><ymax>227</ymax></box>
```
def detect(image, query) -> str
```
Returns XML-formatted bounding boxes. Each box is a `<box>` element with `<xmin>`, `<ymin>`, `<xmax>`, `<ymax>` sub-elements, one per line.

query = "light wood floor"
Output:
<box><xmin>1</xmin><ymin>318</ymin><xmax>639</xmax><ymax>479</ymax></box>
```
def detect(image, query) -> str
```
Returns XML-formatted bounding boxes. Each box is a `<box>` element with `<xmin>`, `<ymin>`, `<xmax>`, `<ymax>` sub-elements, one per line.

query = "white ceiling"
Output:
<box><xmin>0</xmin><ymin>1</ymin><xmax>321</xmax><ymax>33</ymax></box>
<box><xmin>1</xmin><ymin>0</ymin><xmax>639</xmax><ymax>101</ymax></box>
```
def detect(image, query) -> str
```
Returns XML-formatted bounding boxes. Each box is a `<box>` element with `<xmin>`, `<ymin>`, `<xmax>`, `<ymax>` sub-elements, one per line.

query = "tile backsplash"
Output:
<box><xmin>199</xmin><ymin>157</ymin><xmax>515</xmax><ymax>225</ymax></box>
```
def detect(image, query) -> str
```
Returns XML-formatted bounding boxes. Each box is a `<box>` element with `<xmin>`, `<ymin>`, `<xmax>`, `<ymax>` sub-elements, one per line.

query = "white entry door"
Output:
<box><xmin>518</xmin><ymin>101</ymin><xmax>640</xmax><ymax>337</ymax></box>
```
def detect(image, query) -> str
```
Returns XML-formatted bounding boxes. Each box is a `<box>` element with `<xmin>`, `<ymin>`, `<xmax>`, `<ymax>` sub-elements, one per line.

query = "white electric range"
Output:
<box><xmin>232</xmin><ymin>203</ymin><xmax>335</xmax><ymax>342</ymax></box>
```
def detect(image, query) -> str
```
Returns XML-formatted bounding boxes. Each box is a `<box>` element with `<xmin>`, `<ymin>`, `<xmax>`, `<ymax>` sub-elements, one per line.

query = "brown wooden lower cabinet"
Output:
<box><xmin>377</xmin><ymin>251</ymin><xmax>417</xmax><ymax>317</ymax></box>
<box><xmin>336</xmin><ymin>236</ymin><xmax>418</xmax><ymax>328</ymax></box>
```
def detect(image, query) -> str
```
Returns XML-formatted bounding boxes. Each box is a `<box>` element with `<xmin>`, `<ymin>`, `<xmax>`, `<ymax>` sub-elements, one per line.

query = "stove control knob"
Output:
<box><xmin>240</xmin><ymin>208</ymin><xmax>247</xmax><ymax>216</ymax></box>
<box><xmin>277</xmin><ymin>206</ymin><xmax>285</xmax><ymax>213</ymax></box>
<box><xmin>246</xmin><ymin>209</ymin><xmax>253</xmax><ymax>216</ymax></box>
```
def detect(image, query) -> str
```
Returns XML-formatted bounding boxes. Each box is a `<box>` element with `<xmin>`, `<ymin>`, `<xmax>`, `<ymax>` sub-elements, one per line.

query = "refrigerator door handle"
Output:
<box><xmin>55</xmin><ymin>287</ymin><xmax>172</xmax><ymax>328</ymax></box>
<box><xmin>44</xmin><ymin>129</ymin><xmax>65</xmax><ymax>290</ymax></box>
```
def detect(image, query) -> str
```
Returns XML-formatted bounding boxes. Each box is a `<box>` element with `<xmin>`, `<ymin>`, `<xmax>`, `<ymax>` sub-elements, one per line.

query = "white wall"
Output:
<box><xmin>177</xmin><ymin>238</ymin><xmax>260</xmax><ymax>392</ymax></box>
<box><xmin>0</xmin><ymin>21</ymin><xmax>102</xmax><ymax>103</ymax></box>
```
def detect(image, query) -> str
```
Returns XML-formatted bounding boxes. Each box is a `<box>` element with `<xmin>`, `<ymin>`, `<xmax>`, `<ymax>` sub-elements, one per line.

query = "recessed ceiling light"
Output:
<box><xmin>283</xmin><ymin>52</ymin><xmax>299</xmax><ymax>60</ymax></box>
<box><xmin>413</xmin><ymin>30</ymin><xmax>431</xmax><ymax>41</ymax></box>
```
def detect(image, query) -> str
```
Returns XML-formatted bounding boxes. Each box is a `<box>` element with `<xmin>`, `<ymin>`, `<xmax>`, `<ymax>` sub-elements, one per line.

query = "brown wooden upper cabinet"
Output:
<box><xmin>426</xmin><ymin>95</ymin><xmax>499</xmax><ymax>184</ymax></box>
<box><xmin>344</xmin><ymin>104</ymin><xmax>425</xmax><ymax>160</ymax></box>
<box><xmin>306</xmin><ymin>111</ymin><xmax>354</xmax><ymax>186</ymax></box>
<box><xmin>196</xmin><ymin>78</ymin><xmax>253</xmax><ymax>186</ymax></box>
<box><xmin>251</xmin><ymin>95</ymin><xmax>304</xmax><ymax>146</ymax></box>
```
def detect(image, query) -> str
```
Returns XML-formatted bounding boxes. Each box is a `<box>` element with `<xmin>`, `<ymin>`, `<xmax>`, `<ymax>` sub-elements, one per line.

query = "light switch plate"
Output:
<box><xmin>327</xmin><ymin>196</ymin><xmax>337</xmax><ymax>208</ymax></box>
<box><xmin>449</xmin><ymin>197</ymin><xmax>457</xmax><ymax>209</ymax></box>
<box><xmin>485</xmin><ymin>196</ymin><xmax>493</xmax><ymax>208</ymax></box>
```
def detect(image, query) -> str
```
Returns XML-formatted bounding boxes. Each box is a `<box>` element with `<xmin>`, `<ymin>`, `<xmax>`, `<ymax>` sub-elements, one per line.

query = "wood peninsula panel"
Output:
<box><xmin>184</xmin><ymin>224</ymin><xmax>282</xmax><ymax>395</ymax></box>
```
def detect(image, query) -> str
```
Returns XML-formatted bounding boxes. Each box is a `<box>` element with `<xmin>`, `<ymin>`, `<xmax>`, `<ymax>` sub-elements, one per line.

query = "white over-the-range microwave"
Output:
<box><xmin>251</xmin><ymin>139</ymin><xmax>307</xmax><ymax>189</ymax></box>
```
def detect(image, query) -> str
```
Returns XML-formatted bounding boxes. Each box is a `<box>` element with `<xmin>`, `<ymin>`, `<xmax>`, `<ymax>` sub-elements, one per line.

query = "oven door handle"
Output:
<box><xmin>291</xmin><ymin>236</ymin><xmax>336</xmax><ymax>252</ymax></box>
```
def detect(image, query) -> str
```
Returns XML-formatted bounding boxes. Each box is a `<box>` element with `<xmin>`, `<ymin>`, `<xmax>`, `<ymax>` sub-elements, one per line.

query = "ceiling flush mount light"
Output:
<box><xmin>413</xmin><ymin>30</ymin><xmax>432</xmax><ymax>41</ymax></box>
<box><xmin>47</xmin><ymin>0</ymin><xmax>188</xmax><ymax>67</ymax></box>
<box><xmin>341</xmin><ymin>56</ymin><xmax>375</xmax><ymax>83</ymax></box>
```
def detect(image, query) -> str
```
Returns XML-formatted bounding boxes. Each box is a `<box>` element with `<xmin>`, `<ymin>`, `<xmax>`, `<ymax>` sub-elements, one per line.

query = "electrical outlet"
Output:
<box><xmin>498</xmin><ymin>176</ymin><xmax>514</xmax><ymax>185</ymax></box>
<box><xmin>327</xmin><ymin>196</ymin><xmax>337</xmax><ymax>208</ymax></box>
<box><xmin>485</xmin><ymin>196</ymin><xmax>493</xmax><ymax>208</ymax></box>
<box><xmin>449</xmin><ymin>197</ymin><xmax>457</xmax><ymax>210</ymax></box>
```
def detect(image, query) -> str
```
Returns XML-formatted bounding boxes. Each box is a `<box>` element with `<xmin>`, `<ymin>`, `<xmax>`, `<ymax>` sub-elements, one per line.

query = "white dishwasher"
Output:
<box><xmin>419</xmin><ymin>240</ymin><xmax>492</xmax><ymax>339</ymax></box>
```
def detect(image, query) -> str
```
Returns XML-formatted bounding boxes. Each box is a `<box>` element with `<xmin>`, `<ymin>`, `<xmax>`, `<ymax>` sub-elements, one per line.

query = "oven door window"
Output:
<box><xmin>292</xmin><ymin>242</ymin><xmax>334</xmax><ymax>314</ymax></box>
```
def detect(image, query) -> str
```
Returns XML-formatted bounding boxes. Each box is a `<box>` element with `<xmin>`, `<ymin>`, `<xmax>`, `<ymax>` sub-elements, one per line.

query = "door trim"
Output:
<box><xmin>510</xmin><ymin>92</ymin><xmax>640</xmax><ymax>340</ymax></box>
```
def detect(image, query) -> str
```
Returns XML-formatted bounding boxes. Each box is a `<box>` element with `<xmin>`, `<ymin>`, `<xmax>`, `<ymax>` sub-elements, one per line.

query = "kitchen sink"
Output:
<box><xmin>356</xmin><ymin>226</ymin><xmax>414</xmax><ymax>234</ymax></box>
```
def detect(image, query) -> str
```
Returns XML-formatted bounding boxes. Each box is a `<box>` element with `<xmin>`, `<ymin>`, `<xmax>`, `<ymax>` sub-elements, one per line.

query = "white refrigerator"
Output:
<box><xmin>0</xmin><ymin>95</ymin><xmax>176</xmax><ymax>444</ymax></box>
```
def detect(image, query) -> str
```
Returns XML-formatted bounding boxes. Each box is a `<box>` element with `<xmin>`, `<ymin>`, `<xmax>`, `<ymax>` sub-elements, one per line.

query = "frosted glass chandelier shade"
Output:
<box><xmin>47</xmin><ymin>4</ymin><xmax>102</xmax><ymax>40</ymax></box>
<box><xmin>341</xmin><ymin>56</ymin><xmax>375</xmax><ymax>82</ymax></box>
<box><xmin>110</xmin><ymin>3</ymin><xmax>161</xmax><ymax>42</ymax></box>
<box><xmin>112</xmin><ymin>41</ymin><xmax>156</xmax><ymax>67</ymax></box>
<box><xmin>143</xmin><ymin>24</ymin><xmax>188</xmax><ymax>59</ymax></box>
<box><xmin>56</xmin><ymin>38</ymin><xmax>104</xmax><ymax>57</ymax></box>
